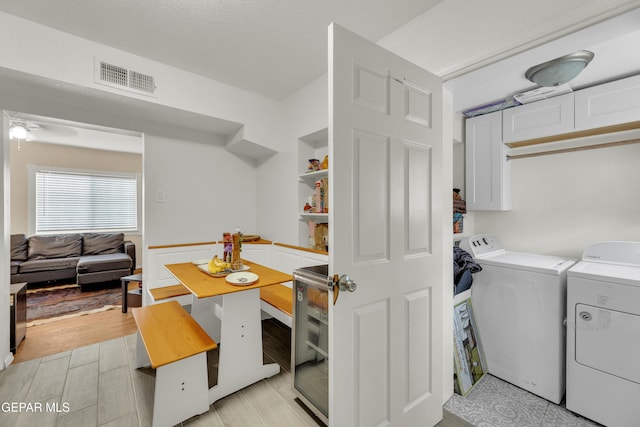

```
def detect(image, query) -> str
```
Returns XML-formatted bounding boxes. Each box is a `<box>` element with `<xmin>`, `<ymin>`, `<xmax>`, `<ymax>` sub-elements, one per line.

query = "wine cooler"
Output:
<box><xmin>291</xmin><ymin>264</ymin><xmax>330</xmax><ymax>425</ymax></box>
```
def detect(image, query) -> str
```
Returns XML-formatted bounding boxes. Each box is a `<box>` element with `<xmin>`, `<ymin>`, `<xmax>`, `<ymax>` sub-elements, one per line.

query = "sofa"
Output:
<box><xmin>10</xmin><ymin>233</ymin><xmax>135</xmax><ymax>290</ymax></box>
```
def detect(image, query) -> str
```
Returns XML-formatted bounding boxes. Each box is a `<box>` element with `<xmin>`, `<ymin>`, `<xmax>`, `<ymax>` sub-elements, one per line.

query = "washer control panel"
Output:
<box><xmin>461</xmin><ymin>235</ymin><xmax>504</xmax><ymax>258</ymax></box>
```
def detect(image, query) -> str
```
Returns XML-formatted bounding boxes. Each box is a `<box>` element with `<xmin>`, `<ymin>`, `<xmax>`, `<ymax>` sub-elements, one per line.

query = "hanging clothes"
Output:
<box><xmin>453</xmin><ymin>246</ymin><xmax>482</xmax><ymax>295</ymax></box>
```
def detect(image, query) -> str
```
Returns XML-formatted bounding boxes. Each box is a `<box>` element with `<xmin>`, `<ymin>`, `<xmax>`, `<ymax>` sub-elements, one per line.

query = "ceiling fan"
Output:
<box><xmin>9</xmin><ymin>119</ymin><xmax>40</xmax><ymax>141</ymax></box>
<box><xmin>7</xmin><ymin>113</ymin><xmax>79</xmax><ymax>148</ymax></box>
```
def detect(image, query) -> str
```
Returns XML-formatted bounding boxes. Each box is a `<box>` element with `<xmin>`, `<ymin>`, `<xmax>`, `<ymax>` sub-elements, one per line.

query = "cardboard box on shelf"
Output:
<box><xmin>314</xmin><ymin>223</ymin><xmax>328</xmax><ymax>252</ymax></box>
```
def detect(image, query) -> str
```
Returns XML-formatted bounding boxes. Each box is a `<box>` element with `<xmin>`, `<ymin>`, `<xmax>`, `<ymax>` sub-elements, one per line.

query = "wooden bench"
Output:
<box><xmin>260</xmin><ymin>284</ymin><xmax>293</xmax><ymax>328</ymax></box>
<box><xmin>148</xmin><ymin>283</ymin><xmax>191</xmax><ymax>303</ymax></box>
<box><xmin>132</xmin><ymin>300</ymin><xmax>217</xmax><ymax>427</ymax></box>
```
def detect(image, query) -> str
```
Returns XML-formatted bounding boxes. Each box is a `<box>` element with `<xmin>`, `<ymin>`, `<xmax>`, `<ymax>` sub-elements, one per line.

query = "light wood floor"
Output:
<box><xmin>13</xmin><ymin>309</ymin><xmax>138</xmax><ymax>364</ymax></box>
<box><xmin>14</xmin><ymin>279</ymin><xmax>141</xmax><ymax>363</ymax></box>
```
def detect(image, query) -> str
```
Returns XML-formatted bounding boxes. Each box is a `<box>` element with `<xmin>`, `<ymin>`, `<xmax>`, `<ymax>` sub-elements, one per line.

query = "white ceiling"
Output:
<box><xmin>2</xmin><ymin>0</ymin><xmax>640</xmax><ymax>149</ymax></box>
<box><xmin>0</xmin><ymin>0</ymin><xmax>443</xmax><ymax>101</ymax></box>
<box><xmin>443</xmin><ymin>7</ymin><xmax>640</xmax><ymax>113</ymax></box>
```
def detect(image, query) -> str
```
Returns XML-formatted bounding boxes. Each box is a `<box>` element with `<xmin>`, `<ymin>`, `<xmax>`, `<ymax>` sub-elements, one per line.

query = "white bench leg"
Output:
<box><xmin>153</xmin><ymin>352</ymin><xmax>210</xmax><ymax>427</ymax></box>
<box><xmin>135</xmin><ymin>332</ymin><xmax>150</xmax><ymax>369</ymax></box>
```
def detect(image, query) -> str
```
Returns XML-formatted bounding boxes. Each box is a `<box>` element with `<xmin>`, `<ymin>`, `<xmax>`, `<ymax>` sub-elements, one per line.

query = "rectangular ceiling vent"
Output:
<box><xmin>96</xmin><ymin>60</ymin><xmax>156</xmax><ymax>97</ymax></box>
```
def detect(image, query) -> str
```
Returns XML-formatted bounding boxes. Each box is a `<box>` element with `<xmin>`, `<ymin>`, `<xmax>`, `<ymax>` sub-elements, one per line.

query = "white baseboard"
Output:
<box><xmin>3</xmin><ymin>353</ymin><xmax>14</xmax><ymax>370</ymax></box>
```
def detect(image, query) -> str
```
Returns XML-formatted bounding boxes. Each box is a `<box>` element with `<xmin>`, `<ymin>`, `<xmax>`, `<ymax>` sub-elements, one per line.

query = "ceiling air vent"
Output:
<box><xmin>96</xmin><ymin>60</ymin><xmax>156</xmax><ymax>96</ymax></box>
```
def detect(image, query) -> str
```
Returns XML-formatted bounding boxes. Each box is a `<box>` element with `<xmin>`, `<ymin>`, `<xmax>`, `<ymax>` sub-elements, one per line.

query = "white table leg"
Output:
<box><xmin>191</xmin><ymin>295</ymin><xmax>222</xmax><ymax>343</ymax></box>
<box><xmin>208</xmin><ymin>288</ymin><xmax>280</xmax><ymax>404</ymax></box>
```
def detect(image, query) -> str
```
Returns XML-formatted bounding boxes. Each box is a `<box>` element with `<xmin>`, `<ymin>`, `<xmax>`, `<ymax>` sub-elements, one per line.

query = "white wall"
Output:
<box><xmin>143</xmin><ymin>134</ymin><xmax>257</xmax><ymax>247</ymax></box>
<box><xmin>0</xmin><ymin>12</ymin><xmax>282</xmax><ymax>152</ymax></box>
<box><xmin>0</xmin><ymin>12</ymin><xmax>277</xmax><ymax>366</ymax></box>
<box><xmin>1</xmin><ymin>116</ymin><xmax>11</xmax><ymax>369</ymax></box>
<box><xmin>441</xmin><ymin>90</ymin><xmax>454</xmax><ymax>404</ymax></box>
<box><xmin>256</xmin><ymin>74</ymin><xmax>328</xmax><ymax>244</ymax></box>
<box><xmin>472</xmin><ymin>141</ymin><xmax>640</xmax><ymax>259</ymax></box>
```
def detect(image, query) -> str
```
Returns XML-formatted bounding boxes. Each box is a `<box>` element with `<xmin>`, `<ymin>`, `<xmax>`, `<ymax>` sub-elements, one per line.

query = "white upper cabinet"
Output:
<box><xmin>465</xmin><ymin>111</ymin><xmax>511</xmax><ymax>211</ymax></box>
<box><xmin>464</xmin><ymin>74</ymin><xmax>640</xmax><ymax>212</ymax></box>
<box><xmin>502</xmin><ymin>93</ymin><xmax>574</xmax><ymax>144</ymax></box>
<box><xmin>575</xmin><ymin>74</ymin><xmax>640</xmax><ymax>130</ymax></box>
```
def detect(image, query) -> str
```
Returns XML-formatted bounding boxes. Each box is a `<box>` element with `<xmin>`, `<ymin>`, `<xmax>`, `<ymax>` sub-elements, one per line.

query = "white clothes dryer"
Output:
<box><xmin>460</xmin><ymin>235</ymin><xmax>575</xmax><ymax>404</ymax></box>
<box><xmin>566</xmin><ymin>241</ymin><xmax>640</xmax><ymax>427</ymax></box>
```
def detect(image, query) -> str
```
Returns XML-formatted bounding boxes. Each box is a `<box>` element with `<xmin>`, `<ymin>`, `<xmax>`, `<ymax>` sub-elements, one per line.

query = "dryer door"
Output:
<box><xmin>575</xmin><ymin>303</ymin><xmax>640</xmax><ymax>384</ymax></box>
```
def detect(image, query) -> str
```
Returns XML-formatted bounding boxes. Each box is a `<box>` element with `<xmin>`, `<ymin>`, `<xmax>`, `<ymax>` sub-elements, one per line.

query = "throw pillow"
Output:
<box><xmin>28</xmin><ymin>234</ymin><xmax>82</xmax><ymax>259</ymax></box>
<box><xmin>10</xmin><ymin>234</ymin><xmax>28</xmax><ymax>261</ymax></box>
<box><xmin>82</xmin><ymin>233</ymin><xmax>124</xmax><ymax>255</ymax></box>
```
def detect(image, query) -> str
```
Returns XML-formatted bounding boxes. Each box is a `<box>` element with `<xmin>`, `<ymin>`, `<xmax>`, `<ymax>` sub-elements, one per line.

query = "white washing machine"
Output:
<box><xmin>566</xmin><ymin>241</ymin><xmax>640</xmax><ymax>427</ymax></box>
<box><xmin>460</xmin><ymin>235</ymin><xmax>575</xmax><ymax>404</ymax></box>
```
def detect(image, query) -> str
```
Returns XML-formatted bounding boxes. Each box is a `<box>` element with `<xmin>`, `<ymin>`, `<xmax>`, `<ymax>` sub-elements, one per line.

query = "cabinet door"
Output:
<box><xmin>575</xmin><ymin>74</ymin><xmax>640</xmax><ymax>130</ymax></box>
<box><xmin>466</xmin><ymin>111</ymin><xmax>511</xmax><ymax>211</ymax></box>
<box><xmin>503</xmin><ymin>93</ymin><xmax>574</xmax><ymax>144</ymax></box>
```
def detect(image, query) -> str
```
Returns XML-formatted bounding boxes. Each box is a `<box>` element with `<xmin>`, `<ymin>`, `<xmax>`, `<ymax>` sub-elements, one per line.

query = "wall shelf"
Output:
<box><xmin>300</xmin><ymin>213</ymin><xmax>329</xmax><ymax>223</ymax></box>
<box><xmin>299</xmin><ymin>169</ymin><xmax>328</xmax><ymax>181</ymax></box>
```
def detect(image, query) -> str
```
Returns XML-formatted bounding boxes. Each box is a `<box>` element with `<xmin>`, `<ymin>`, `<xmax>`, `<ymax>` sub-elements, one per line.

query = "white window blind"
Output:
<box><xmin>33</xmin><ymin>167</ymin><xmax>139</xmax><ymax>233</ymax></box>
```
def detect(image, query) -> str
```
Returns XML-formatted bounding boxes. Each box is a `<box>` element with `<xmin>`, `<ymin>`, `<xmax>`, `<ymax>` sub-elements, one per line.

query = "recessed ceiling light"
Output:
<box><xmin>525</xmin><ymin>50</ymin><xmax>594</xmax><ymax>87</ymax></box>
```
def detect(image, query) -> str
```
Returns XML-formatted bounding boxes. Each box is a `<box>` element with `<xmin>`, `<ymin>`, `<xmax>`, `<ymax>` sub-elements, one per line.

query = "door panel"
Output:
<box><xmin>353</xmin><ymin>130</ymin><xmax>390</xmax><ymax>262</ymax></box>
<box><xmin>329</xmin><ymin>23</ymin><xmax>444</xmax><ymax>426</ymax></box>
<box><xmin>575</xmin><ymin>303</ymin><xmax>640</xmax><ymax>384</ymax></box>
<box><xmin>353</xmin><ymin>63</ymin><xmax>389</xmax><ymax>114</ymax></box>
<box><xmin>403</xmin><ymin>83</ymin><xmax>432</xmax><ymax>128</ymax></box>
<box><xmin>406</xmin><ymin>288</ymin><xmax>432</xmax><ymax>404</ymax></box>
<box><xmin>405</xmin><ymin>142</ymin><xmax>432</xmax><ymax>254</ymax></box>
<box><xmin>355</xmin><ymin>300</ymin><xmax>390</xmax><ymax>426</ymax></box>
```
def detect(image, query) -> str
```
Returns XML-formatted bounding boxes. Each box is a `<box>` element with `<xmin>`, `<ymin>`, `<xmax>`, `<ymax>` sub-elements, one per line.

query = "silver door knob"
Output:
<box><xmin>338</xmin><ymin>275</ymin><xmax>357</xmax><ymax>292</ymax></box>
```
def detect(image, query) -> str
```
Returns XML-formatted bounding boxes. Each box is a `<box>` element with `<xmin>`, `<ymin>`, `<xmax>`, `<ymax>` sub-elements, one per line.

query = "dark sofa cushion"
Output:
<box><xmin>11</xmin><ymin>260</ymin><xmax>21</xmax><ymax>275</ymax></box>
<box><xmin>18</xmin><ymin>257</ymin><xmax>81</xmax><ymax>273</ymax></box>
<box><xmin>11</xmin><ymin>234</ymin><xmax>28</xmax><ymax>261</ymax></box>
<box><xmin>28</xmin><ymin>234</ymin><xmax>82</xmax><ymax>260</ymax></box>
<box><xmin>82</xmin><ymin>233</ymin><xmax>124</xmax><ymax>255</ymax></box>
<box><xmin>77</xmin><ymin>253</ymin><xmax>131</xmax><ymax>273</ymax></box>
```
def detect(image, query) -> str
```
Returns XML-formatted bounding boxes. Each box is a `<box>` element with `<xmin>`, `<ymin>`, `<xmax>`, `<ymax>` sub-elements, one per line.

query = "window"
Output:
<box><xmin>30</xmin><ymin>165</ymin><xmax>140</xmax><ymax>234</ymax></box>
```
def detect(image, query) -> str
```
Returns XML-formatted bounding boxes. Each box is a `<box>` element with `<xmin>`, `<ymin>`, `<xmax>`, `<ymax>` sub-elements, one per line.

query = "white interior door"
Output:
<box><xmin>329</xmin><ymin>23</ymin><xmax>445</xmax><ymax>426</ymax></box>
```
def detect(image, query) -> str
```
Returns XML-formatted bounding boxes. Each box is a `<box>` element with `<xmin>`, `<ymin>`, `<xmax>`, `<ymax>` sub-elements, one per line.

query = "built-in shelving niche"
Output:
<box><xmin>298</xmin><ymin>128</ymin><xmax>329</xmax><ymax>251</ymax></box>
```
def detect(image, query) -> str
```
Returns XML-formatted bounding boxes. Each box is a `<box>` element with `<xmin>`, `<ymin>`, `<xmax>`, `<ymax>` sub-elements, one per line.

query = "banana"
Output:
<box><xmin>208</xmin><ymin>257</ymin><xmax>223</xmax><ymax>274</ymax></box>
<box><xmin>207</xmin><ymin>255</ymin><xmax>231</xmax><ymax>274</ymax></box>
<box><xmin>213</xmin><ymin>255</ymin><xmax>228</xmax><ymax>269</ymax></box>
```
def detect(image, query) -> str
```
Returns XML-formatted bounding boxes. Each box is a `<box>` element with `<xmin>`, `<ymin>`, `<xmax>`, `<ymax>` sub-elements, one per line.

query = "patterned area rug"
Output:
<box><xmin>27</xmin><ymin>283</ymin><xmax>122</xmax><ymax>327</ymax></box>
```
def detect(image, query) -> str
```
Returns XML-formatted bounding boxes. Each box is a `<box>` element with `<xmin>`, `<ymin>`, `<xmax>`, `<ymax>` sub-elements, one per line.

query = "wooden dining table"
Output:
<box><xmin>164</xmin><ymin>259</ymin><xmax>292</xmax><ymax>405</ymax></box>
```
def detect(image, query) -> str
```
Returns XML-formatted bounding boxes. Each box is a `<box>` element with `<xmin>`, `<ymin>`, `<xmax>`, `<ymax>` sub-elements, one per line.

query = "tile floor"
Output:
<box><xmin>444</xmin><ymin>374</ymin><xmax>603</xmax><ymax>427</ymax></box>
<box><xmin>3</xmin><ymin>318</ymin><xmax>604</xmax><ymax>427</ymax></box>
<box><xmin>0</xmin><ymin>319</ymin><xmax>323</xmax><ymax>427</ymax></box>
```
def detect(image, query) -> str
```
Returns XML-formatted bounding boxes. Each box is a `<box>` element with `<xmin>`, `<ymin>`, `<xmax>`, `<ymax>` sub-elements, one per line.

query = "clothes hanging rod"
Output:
<box><xmin>507</xmin><ymin>137</ymin><xmax>640</xmax><ymax>161</ymax></box>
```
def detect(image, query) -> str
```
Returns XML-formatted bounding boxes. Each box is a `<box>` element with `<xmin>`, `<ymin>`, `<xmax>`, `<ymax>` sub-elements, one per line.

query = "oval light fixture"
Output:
<box><xmin>525</xmin><ymin>50</ymin><xmax>594</xmax><ymax>87</ymax></box>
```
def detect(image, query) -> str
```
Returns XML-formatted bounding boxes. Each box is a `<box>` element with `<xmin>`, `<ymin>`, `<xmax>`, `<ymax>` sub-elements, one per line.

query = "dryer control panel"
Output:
<box><xmin>460</xmin><ymin>234</ymin><xmax>504</xmax><ymax>258</ymax></box>
<box><xmin>582</xmin><ymin>241</ymin><xmax>640</xmax><ymax>267</ymax></box>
